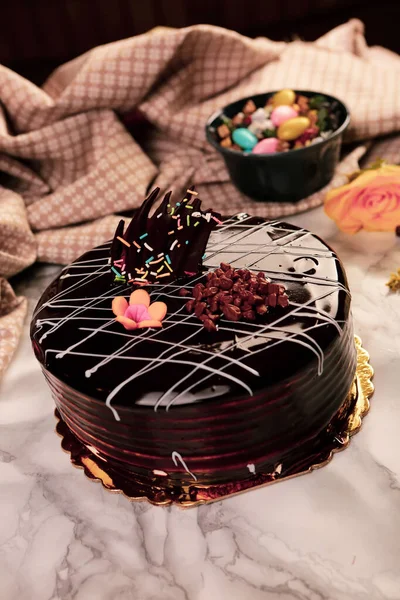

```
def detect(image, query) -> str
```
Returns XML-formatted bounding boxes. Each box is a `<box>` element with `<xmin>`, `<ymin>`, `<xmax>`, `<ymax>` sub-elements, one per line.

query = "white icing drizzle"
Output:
<box><xmin>32</xmin><ymin>217</ymin><xmax>348</xmax><ymax>421</ymax></box>
<box><xmin>84</xmin><ymin>308</ymin><xmax>194</xmax><ymax>378</ymax></box>
<box><xmin>160</xmin><ymin>289</ymin><xmax>337</xmax><ymax>411</ymax></box>
<box><xmin>103</xmin><ymin>352</ymin><xmax>255</xmax><ymax>421</ymax></box>
<box><xmin>55</xmin><ymin>318</ymin><xmax>116</xmax><ymax>360</ymax></box>
<box><xmin>83</xmin><ymin>325</ymin><xmax>259</xmax><ymax>379</ymax></box>
<box><xmin>171</xmin><ymin>451</ymin><xmax>197</xmax><ymax>481</ymax></box>
<box><xmin>34</xmin><ymin>262</ymin><xmax>115</xmax><ymax>329</ymax></box>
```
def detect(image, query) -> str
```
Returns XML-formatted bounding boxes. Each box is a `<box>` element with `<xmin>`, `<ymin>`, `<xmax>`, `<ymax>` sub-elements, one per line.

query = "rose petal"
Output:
<box><xmin>325</xmin><ymin>170</ymin><xmax>400</xmax><ymax>233</ymax></box>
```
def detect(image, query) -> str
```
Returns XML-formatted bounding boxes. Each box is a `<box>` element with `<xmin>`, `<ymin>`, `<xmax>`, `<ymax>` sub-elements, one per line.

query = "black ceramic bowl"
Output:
<box><xmin>205</xmin><ymin>90</ymin><xmax>350</xmax><ymax>203</ymax></box>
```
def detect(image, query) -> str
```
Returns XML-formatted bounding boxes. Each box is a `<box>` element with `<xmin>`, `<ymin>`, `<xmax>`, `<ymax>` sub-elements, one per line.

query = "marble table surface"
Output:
<box><xmin>1</xmin><ymin>206</ymin><xmax>400</xmax><ymax>600</ymax></box>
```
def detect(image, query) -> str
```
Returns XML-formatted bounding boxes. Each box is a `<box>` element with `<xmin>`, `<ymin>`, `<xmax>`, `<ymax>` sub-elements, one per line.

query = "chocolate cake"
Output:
<box><xmin>31</xmin><ymin>188</ymin><xmax>356</xmax><ymax>497</ymax></box>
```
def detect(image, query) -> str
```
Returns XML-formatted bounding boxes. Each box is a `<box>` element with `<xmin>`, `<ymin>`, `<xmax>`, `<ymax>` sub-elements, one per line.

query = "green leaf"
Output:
<box><xmin>347</xmin><ymin>158</ymin><xmax>387</xmax><ymax>182</ymax></box>
<box><xmin>221</xmin><ymin>115</ymin><xmax>232</xmax><ymax>128</ymax></box>
<box><xmin>365</xmin><ymin>158</ymin><xmax>386</xmax><ymax>171</ymax></box>
<box><xmin>263</xmin><ymin>129</ymin><xmax>276</xmax><ymax>138</ymax></box>
<box><xmin>309</xmin><ymin>95</ymin><xmax>327</xmax><ymax>109</ymax></box>
<box><xmin>317</xmin><ymin>107</ymin><xmax>330</xmax><ymax>131</ymax></box>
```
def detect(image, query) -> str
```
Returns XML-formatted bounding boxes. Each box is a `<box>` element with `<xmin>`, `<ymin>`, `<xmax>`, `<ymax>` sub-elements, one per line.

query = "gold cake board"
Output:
<box><xmin>55</xmin><ymin>336</ymin><xmax>373</xmax><ymax>508</ymax></box>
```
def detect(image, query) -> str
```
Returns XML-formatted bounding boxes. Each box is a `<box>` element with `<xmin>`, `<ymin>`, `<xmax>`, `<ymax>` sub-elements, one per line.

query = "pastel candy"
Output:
<box><xmin>232</xmin><ymin>127</ymin><xmax>258</xmax><ymax>151</ymax></box>
<box><xmin>272</xmin><ymin>89</ymin><xmax>296</xmax><ymax>106</ymax></box>
<box><xmin>271</xmin><ymin>105</ymin><xmax>298</xmax><ymax>127</ymax></box>
<box><xmin>248</xmin><ymin>119</ymin><xmax>271</xmax><ymax>136</ymax></box>
<box><xmin>277</xmin><ymin>117</ymin><xmax>311</xmax><ymax>141</ymax></box>
<box><xmin>251</xmin><ymin>108</ymin><xmax>268</xmax><ymax>122</ymax></box>
<box><xmin>252</xmin><ymin>138</ymin><xmax>279</xmax><ymax>154</ymax></box>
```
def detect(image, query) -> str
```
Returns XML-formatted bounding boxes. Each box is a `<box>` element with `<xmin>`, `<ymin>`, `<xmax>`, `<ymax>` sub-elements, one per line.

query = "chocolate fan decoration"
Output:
<box><xmin>110</xmin><ymin>187</ymin><xmax>222</xmax><ymax>284</ymax></box>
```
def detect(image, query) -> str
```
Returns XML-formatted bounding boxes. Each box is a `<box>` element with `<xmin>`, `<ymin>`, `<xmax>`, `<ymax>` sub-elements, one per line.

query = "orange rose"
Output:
<box><xmin>325</xmin><ymin>164</ymin><xmax>400</xmax><ymax>233</ymax></box>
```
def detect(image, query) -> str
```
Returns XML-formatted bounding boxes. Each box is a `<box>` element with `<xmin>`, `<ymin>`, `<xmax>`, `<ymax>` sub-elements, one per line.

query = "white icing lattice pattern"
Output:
<box><xmin>33</xmin><ymin>216</ymin><xmax>348</xmax><ymax>421</ymax></box>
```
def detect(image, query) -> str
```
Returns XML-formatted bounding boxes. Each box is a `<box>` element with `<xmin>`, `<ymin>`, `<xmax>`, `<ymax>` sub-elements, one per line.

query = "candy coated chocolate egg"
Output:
<box><xmin>270</xmin><ymin>105</ymin><xmax>298</xmax><ymax>127</ymax></box>
<box><xmin>277</xmin><ymin>117</ymin><xmax>310</xmax><ymax>141</ymax></box>
<box><xmin>252</xmin><ymin>138</ymin><xmax>279</xmax><ymax>154</ymax></box>
<box><xmin>232</xmin><ymin>127</ymin><xmax>258</xmax><ymax>150</ymax></box>
<box><xmin>272</xmin><ymin>89</ymin><xmax>296</xmax><ymax>106</ymax></box>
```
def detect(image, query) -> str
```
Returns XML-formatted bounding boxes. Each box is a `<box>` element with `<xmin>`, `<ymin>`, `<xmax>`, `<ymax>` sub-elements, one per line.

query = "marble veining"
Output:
<box><xmin>1</xmin><ymin>207</ymin><xmax>400</xmax><ymax>600</ymax></box>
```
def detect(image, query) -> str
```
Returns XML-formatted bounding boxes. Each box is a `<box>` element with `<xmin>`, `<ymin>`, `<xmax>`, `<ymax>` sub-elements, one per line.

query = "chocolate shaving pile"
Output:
<box><xmin>180</xmin><ymin>263</ymin><xmax>289</xmax><ymax>331</ymax></box>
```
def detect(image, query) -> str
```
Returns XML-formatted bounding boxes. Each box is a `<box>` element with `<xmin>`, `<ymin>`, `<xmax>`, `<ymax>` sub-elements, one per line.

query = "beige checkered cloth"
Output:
<box><xmin>1</xmin><ymin>19</ymin><xmax>400</xmax><ymax>379</ymax></box>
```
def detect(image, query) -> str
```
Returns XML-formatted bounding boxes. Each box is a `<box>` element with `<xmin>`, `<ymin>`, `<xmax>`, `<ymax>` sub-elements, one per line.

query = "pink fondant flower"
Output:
<box><xmin>112</xmin><ymin>289</ymin><xmax>167</xmax><ymax>331</ymax></box>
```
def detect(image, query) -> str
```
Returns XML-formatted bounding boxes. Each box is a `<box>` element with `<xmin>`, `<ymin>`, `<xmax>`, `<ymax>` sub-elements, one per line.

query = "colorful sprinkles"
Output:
<box><xmin>117</xmin><ymin>236</ymin><xmax>130</xmax><ymax>247</ymax></box>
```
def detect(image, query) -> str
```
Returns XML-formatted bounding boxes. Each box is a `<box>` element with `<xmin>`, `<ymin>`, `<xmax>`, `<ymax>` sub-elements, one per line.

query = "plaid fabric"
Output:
<box><xmin>0</xmin><ymin>19</ymin><xmax>400</xmax><ymax>378</ymax></box>
<box><xmin>0</xmin><ymin>279</ymin><xmax>27</xmax><ymax>380</ymax></box>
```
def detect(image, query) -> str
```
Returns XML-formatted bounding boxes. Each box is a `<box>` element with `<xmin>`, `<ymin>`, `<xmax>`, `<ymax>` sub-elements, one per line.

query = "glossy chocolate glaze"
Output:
<box><xmin>31</xmin><ymin>215</ymin><xmax>357</xmax><ymax>486</ymax></box>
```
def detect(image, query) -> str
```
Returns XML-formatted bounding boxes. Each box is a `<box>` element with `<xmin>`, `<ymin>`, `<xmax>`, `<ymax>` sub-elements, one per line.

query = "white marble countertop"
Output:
<box><xmin>1</xmin><ymin>206</ymin><xmax>400</xmax><ymax>600</ymax></box>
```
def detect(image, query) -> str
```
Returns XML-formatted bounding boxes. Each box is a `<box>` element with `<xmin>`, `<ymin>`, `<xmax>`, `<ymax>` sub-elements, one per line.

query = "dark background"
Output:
<box><xmin>1</xmin><ymin>0</ymin><xmax>398</xmax><ymax>85</ymax></box>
